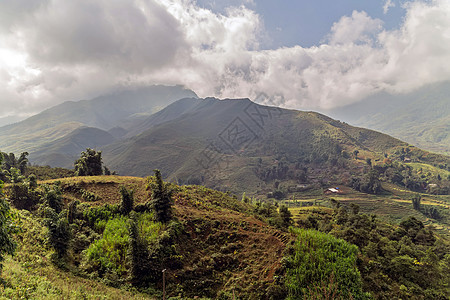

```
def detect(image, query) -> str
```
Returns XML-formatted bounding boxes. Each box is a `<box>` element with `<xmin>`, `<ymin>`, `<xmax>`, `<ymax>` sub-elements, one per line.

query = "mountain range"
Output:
<box><xmin>325</xmin><ymin>81</ymin><xmax>450</xmax><ymax>155</ymax></box>
<box><xmin>0</xmin><ymin>85</ymin><xmax>197</xmax><ymax>166</ymax></box>
<box><xmin>1</xmin><ymin>84</ymin><xmax>449</xmax><ymax>195</ymax></box>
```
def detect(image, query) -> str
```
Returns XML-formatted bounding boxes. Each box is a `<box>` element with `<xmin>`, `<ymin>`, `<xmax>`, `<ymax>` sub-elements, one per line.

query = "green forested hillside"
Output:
<box><xmin>103</xmin><ymin>97</ymin><xmax>450</xmax><ymax>197</ymax></box>
<box><xmin>2</xmin><ymin>90</ymin><xmax>448</xmax><ymax>199</ymax></box>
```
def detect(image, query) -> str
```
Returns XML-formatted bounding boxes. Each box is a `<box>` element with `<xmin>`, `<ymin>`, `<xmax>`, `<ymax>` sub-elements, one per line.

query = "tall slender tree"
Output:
<box><xmin>127</xmin><ymin>213</ymin><xmax>151</xmax><ymax>285</ymax></box>
<box><xmin>149</xmin><ymin>170</ymin><xmax>173</xmax><ymax>223</ymax></box>
<box><xmin>120</xmin><ymin>186</ymin><xmax>134</xmax><ymax>215</ymax></box>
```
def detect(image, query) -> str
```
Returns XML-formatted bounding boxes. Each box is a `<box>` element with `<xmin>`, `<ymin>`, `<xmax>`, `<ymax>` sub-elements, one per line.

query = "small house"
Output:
<box><xmin>325</xmin><ymin>187</ymin><xmax>342</xmax><ymax>194</ymax></box>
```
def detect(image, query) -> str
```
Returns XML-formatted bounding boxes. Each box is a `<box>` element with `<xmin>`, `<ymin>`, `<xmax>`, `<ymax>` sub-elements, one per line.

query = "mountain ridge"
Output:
<box><xmin>0</xmin><ymin>85</ymin><xmax>197</xmax><ymax>163</ymax></box>
<box><xmin>325</xmin><ymin>81</ymin><xmax>450</xmax><ymax>154</ymax></box>
<box><xmin>1</xmin><ymin>90</ymin><xmax>448</xmax><ymax>196</ymax></box>
<box><xmin>101</xmin><ymin>97</ymin><xmax>449</xmax><ymax>195</ymax></box>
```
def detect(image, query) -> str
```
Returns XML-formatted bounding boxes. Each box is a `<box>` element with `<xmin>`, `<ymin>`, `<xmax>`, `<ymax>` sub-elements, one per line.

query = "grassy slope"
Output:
<box><xmin>1</xmin><ymin>176</ymin><xmax>290</xmax><ymax>299</ymax></box>
<box><xmin>0</xmin><ymin>205</ymin><xmax>151</xmax><ymax>299</ymax></box>
<box><xmin>2</xmin><ymin>174</ymin><xmax>449</xmax><ymax>298</ymax></box>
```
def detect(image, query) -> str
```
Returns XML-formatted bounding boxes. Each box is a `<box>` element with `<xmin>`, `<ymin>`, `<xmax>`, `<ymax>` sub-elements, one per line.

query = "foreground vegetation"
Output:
<box><xmin>0</xmin><ymin>148</ymin><xmax>449</xmax><ymax>299</ymax></box>
<box><xmin>0</xmin><ymin>170</ymin><xmax>448</xmax><ymax>299</ymax></box>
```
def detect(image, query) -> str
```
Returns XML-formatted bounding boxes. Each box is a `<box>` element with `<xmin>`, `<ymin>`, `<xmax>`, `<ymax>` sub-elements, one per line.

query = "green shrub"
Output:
<box><xmin>0</xmin><ymin>182</ymin><xmax>17</xmax><ymax>275</ymax></box>
<box><xmin>82</xmin><ymin>212</ymin><xmax>163</xmax><ymax>280</ymax></box>
<box><xmin>40</xmin><ymin>183</ymin><xmax>63</xmax><ymax>213</ymax></box>
<box><xmin>83</xmin><ymin>216</ymin><xmax>129</xmax><ymax>276</ymax></box>
<box><xmin>44</xmin><ymin>208</ymin><xmax>72</xmax><ymax>259</ymax></box>
<box><xmin>82</xmin><ymin>204</ymin><xmax>119</xmax><ymax>227</ymax></box>
<box><xmin>137</xmin><ymin>212</ymin><xmax>162</xmax><ymax>245</ymax></box>
<box><xmin>81</xmin><ymin>189</ymin><xmax>100</xmax><ymax>202</ymax></box>
<box><xmin>285</xmin><ymin>228</ymin><xmax>370</xmax><ymax>300</ymax></box>
<box><xmin>8</xmin><ymin>182</ymin><xmax>38</xmax><ymax>210</ymax></box>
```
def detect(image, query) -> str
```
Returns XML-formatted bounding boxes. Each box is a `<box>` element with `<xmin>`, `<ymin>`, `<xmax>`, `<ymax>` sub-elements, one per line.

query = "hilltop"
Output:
<box><xmin>1</xmin><ymin>175</ymin><xmax>290</xmax><ymax>299</ymax></box>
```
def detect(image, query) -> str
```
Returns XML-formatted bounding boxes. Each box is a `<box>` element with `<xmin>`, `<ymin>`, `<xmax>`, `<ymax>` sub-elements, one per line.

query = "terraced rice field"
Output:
<box><xmin>285</xmin><ymin>183</ymin><xmax>450</xmax><ymax>237</ymax></box>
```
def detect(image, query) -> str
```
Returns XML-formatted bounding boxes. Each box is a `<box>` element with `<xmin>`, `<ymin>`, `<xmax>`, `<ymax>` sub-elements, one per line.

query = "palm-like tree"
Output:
<box><xmin>1</xmin><ymin>152</ymin><xmax>29</xmax><ymax>174</ymax></box>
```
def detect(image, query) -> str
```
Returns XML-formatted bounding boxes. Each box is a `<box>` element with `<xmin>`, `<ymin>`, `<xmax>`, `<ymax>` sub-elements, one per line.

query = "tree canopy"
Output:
<box><xmin>74</xmin><ymin>148</ymin><xmax>103</xmax><ymax>176</ymax></box>
<box><xmin>0</xmin><ymin>151</ymin><xmax>29</xmax><ymax>182</ymax></box>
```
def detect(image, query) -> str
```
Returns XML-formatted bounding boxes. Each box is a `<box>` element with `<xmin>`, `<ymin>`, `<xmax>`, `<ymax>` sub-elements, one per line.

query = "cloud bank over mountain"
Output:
<box><xmin>1</xmin><ymin>0</ymin><xmax>449</xmax><ymax>118</ymax></box>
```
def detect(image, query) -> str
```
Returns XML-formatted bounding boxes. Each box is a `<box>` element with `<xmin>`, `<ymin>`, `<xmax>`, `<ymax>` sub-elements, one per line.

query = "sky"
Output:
<box><xmin>0</xmin><ymin>0</ymin><xmax>449</xmax><ymax>123</ymax></box>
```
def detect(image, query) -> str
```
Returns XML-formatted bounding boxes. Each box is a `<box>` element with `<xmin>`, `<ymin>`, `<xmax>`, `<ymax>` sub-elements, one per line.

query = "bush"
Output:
<box><xmin>82</xmin><ymin>204</ymin><xmax>119</xmax><ymax>227</ymax></box>
<box><xmin>9</xmin><ymin>182</ymin><xmax>38</xmax><ymax>210</ymax></box>
<box><xmin>41</xmin><ymin>183</ymin><xmax>63</xmax><ymax>214</ymax></box>
<box><xmin>285</xmin><ymin>228</ymin><xmax>370</xmax><ymax>300</ymax></box>
<box><xmin>44</xmin><ymin>208</ymin><xmax>72</xmax><ymax>259</ymax></box>
<box><xmin>83</xmin><ymin>216</ymin><xmax>129</xmax><ymax>276</ymax></box>
<box><xmin>81</xmin><ymin>189</ymin><xmax>100</xmax><ymax>202</ymax></box>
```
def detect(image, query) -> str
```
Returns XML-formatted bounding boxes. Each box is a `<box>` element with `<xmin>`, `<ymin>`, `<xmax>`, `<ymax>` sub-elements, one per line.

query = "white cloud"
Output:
<box><xmin>328</xmin><ymin>11</ymin><xmax>383</xmax><ymax>45</ymax></box>
<box><xmin>0</xmin><ymin>0</ymin><xmax>450</xmax><ymax>118</ymax></box>
<box><xmin>383</xmin><ymin>0</ymin><xmax>396</xmax><ymax>14</ymax></box>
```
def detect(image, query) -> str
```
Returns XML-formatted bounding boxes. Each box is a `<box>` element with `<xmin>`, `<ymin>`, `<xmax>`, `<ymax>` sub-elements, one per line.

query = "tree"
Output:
<box><xmin>104</xmin><ymin>166</ymin><xmax>111</xmax><ymax>176</ymax></box>
<box><xmin>41</xmin><ymin>182</ymin><xmax>70</xmax><ymax>259</ymax></box>
<box><xmin>27</xmin><ymin>174</ymin><xmax>38</xmax><ymax>190</ymax></box>
<box><xmin>1</xmin><ymin>152</ymin><xmax>29</xmax><ymax>175</ymax></box>
<box><xmin>6</xmin><ymin>167</ymin><xmax>25</xmax><ymax>184</ymax></box>
<box><xmin>44</xmin><ymin>208</ymin><xmax>72</xmax><ymax>258</ymax></box>
<box><xmin>149</xmin><ymin>170</ymin><xmax>173</xmax><ymax>223</ymax></box>
<box><xmin>127</xmin><ymin>213</ymin><xmax>151</xmax><ymax>285</ymax></box>
<box><xmin>0</xmin><ymin>179</ymin><xmax>17</xmax><ymax>275</ymax></box>
<box><xmin>411</xmin><ymin>193</ymin><xmax>421</xmax><ymax>210</ymax></box>
<box><xmin>353</xmin><ymin>149</ymin><xmax>359</xmax><ymax>160</ymax></box>
<box><xmin>41</xmin><ymin>183</ymin><xmax>63</xmax><ymax>214</ymax></box>
<box><xmin>119</xmin><ymin>186</ymin><xmax>134</xmax><ymax>215</ymax></box>
<box><xmin>279</xmin><ymin>205</ymin><xmax>293</xmax><ymax>229</ymax></box>
<box><xmin>352</xmin><ymin>169</ymin><xmax>382</xmax><ymax>194</ymax></box>
<box><xmin>74</xmin><ymin>148</ymin><xmax>103</xmax><ymax>176</ymax></box>
<box><xmin>349</xmin><ymin>203</ymin><xmax>360</xmax><ymax>215</ymax></box>
<box><xmin>8</xmin><ymin>170</ymin><xmax>38</xmax><ymax>211</ymax></box>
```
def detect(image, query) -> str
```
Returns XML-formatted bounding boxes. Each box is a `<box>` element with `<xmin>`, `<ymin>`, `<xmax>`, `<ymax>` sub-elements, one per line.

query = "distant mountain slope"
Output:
<box><xmin>0</xmin><ymin>85</ymin><xmax>196</xmax><ymax>163</ymax></box>
<box><xmin>0</xmin><ymin>115</ymin><xmax>26</xmax><ymax>127</ymax></box>
<box><xmin>326</xmin><ymin>81</ymin><xmax>450</xmax><ymax>154</ymax></box>
<box><xmin>103</xmin><ymin>97</ymin><xmax>449</xmax><ymax>194</ymax></box>
<box><xmin>30</xmin><ymin>127</ymin><xmax>116</xmax><ymax>168</ymax></box>
<box><xmin>123</xmin><ymin>97</ymin><xmax>204</xmax><ymax>137</ymax></box>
